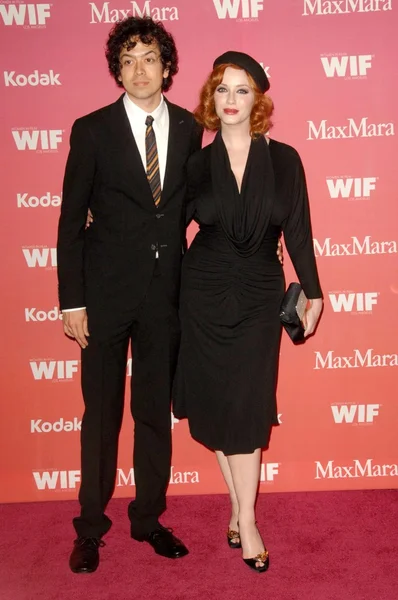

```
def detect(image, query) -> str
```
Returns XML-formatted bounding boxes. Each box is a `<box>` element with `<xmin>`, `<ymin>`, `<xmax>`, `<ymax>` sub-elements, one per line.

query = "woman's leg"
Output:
<box><xmin>227</xmin><ymin>449</ymin><xmax>266</xmax><ymax>565</ymax></box>
<box><xmin>215</xmin><ymin>451</ymin><xmax>240</xmax><ymax>536</ymax></box>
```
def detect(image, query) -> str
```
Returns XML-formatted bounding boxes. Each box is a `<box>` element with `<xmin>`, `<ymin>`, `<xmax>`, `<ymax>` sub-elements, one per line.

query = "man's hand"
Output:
<box><xmin>277</xmin><ymin>237</ymin><xmax>283</xmax><ymax>265</ymax></box>
<box><xmin>85</xmin><ymin>208</ymin><xmax>93</xmax><ymax>229</ymax></box>
<box><xmin>62</xmin><ymin>309</ymin><xmax>89</xmax><ymax>348</ymax></box>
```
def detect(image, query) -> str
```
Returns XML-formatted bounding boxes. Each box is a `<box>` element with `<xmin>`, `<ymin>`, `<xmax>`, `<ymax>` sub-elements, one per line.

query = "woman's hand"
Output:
<box><xmin>276</xmin><ymin>237</ymin><xmax>283</xmax><ymax>265</ymax></box>
<box><xmin>303</xmin><ymin>298</ymin><xmax>323</xmax><ymax>337</ymax></box>
<box><xmin>85</xmin><ymin>208</ymin><xmax>93</xmax><ymax>229</ymax></box>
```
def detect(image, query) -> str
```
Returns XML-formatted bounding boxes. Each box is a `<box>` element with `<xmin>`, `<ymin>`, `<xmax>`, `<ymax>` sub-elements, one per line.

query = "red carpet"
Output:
<box><xmin>0</xmin><ymin>490</ymin><xmax>397</xmax><ymax>600</ymax></box>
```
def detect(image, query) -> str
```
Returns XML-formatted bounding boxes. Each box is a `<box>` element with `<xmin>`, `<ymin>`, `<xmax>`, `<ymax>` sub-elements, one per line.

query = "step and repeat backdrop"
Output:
<box><xmin>1</xmin><ymin>0</ymin><xmax>397</xmax><ymax>503</ymax></box>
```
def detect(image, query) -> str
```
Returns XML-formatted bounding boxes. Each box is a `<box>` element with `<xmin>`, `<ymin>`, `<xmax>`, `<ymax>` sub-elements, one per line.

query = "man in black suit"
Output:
<box><xmin>57</xmin><ymin>17</ymin><xmax>202</xmax><ymax>573</ymax></box>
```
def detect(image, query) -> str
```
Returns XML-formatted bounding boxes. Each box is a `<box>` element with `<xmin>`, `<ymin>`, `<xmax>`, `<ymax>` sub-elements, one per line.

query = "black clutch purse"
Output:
<box><xmin>279</xmin><ymin>283</ymin><xmax>307</xmax><ymax>343</ymax></box>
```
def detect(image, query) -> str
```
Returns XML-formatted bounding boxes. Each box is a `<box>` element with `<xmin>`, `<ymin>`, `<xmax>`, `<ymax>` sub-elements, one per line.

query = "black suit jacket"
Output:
<box><xmin>57</xmin><ymin>94</ymin><xmax>203</xmax><ymax>316</ymax></box>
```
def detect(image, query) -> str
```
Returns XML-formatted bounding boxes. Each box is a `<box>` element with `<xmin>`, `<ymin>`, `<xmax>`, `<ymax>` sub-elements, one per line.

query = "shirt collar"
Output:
<box><xmin>123</xmin><ymin>93</ymin><xmax>167</xmax><ymax>127</ymax></box>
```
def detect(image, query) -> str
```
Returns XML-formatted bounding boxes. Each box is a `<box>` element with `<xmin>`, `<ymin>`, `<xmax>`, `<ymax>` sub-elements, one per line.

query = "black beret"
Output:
<box><xmin>213</xmin><ymin>51</ymin><xmax>269</xmax><ymax>93</ymax></box>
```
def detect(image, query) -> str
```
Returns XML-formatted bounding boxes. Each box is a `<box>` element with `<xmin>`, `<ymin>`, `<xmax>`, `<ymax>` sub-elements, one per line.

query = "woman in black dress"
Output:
<box><xmin>173</xmin><ymin>52</ymin><xmax>323</xmax><ymax>572</ymax></box>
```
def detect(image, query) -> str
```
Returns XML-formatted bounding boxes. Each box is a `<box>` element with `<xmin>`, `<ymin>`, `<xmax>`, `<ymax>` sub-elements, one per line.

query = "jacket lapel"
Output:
<box><xmin>161</xmin><ymin>100</ymin><xmax>189</xmax><ymax>207</ymax></box>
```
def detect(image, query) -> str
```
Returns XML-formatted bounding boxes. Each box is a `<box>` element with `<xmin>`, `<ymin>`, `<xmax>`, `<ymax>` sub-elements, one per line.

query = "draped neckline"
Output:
<box><xmin>210</xmin><ymin>131</ymin><xmax>275</xmax><ymax>257</ymax></box>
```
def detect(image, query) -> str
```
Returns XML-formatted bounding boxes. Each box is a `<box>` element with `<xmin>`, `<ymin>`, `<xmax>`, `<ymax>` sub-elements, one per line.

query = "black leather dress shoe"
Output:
<box><xmin>69</xmin><ymin>537</ymin><xmax>105</xmax><ymax>573</ymax></box>
<box><xmin>132</xmin><ymin>526</ymin><xmax>189</xmax><ymax>559</ymax></box>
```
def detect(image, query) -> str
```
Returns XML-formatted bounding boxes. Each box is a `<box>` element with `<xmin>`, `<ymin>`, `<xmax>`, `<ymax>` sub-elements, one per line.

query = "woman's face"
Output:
<box><xmin>214</xmin><ymin>67</ymin><xmax>255</xmax><ymax>128</ymax></box>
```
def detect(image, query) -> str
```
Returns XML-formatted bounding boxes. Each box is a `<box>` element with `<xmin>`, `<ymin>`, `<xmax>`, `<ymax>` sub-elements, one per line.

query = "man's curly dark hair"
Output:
<box><xmin>105</xmin><ymin>17</ymin><xmax>178</xmax><ymax>92</ymax></box>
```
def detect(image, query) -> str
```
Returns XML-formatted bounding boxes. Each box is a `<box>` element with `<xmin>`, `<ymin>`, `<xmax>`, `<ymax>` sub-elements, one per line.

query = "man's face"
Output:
<box><xmin>118</xmin><ymin>38</ymin><xmax>169</xmax><ymax>106</ymax></box>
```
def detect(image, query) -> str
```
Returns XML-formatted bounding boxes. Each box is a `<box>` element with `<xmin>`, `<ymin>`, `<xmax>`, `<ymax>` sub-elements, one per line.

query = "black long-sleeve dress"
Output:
<box><xmin>173</xmin><ymin>134</ymin><xmax>322</xmax><ymax>455</ymax></box>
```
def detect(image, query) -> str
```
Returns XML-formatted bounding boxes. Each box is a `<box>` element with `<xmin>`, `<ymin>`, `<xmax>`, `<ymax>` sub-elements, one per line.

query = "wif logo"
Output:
<box><xmin>30</xmin><ymin>360</ymin><xmax>79</xmax><ymax>381</ymax></box>
<box><xmin>0</xmin><ymin>3</ymin><xmax>51</xmax><ymax>26</ymax></box>
<box><xmin>23</xmin><ymin>247</ymin><xmax>57</xmax><ymax>268</ymax></box>
<box><xmin>326</xmin><ymin>177</ymin><xmax>377</xmax><ymax>199</ymax></box>
<box><xmin>213</xmin><ymin>0</ymin><xmax>263</xmax><ymax>19</ymax></box>
<box><xmin>33</xmin><ymin>470</ymin><xmax>80</xmax><ymax>490</ymax></box>
<box><xmin>331</xmin><ymin>404</ymin><xmax>380</xmax><ymax>424</ymax></box>
<box><xmin>12</xmin><ymin>129</ymin><xmax>63</xmax><ymax>151</ymax></box>
<box><xmin>321</xmin><ymin>55</ymin><xmax>373</xmax><ymax>78</ymax></box>
<box><xmin>329</xmin><ymin>292</ymin><xmax>378</xmax><ymax>313</ymax></box>
<box><xmin>260</xmin><ymin>463</ymin><xmax>279</xmax><ymax>482</ymax></box>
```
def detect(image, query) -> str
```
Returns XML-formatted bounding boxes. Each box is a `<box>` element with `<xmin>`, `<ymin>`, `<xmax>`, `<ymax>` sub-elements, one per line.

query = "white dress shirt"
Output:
<box><xmin>123</xmin><ymin>92</ymin><xmax>169</xmax><ymax>187</ymax></box>
<box><xmin>63</xmin><ymin>94</ymin><xmax>170</xmax><ymax>313</ymax></box>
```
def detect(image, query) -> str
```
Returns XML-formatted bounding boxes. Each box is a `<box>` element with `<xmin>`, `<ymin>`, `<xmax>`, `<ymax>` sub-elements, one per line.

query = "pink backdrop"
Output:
<box><xmin>1</xmin><ymin>0</ymin><xmax>397</xmax><ymax>503</ymax></box>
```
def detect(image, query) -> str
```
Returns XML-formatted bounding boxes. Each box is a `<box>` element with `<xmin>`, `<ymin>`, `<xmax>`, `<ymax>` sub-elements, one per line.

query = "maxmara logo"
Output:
<box><xmin>89</xmin><ymin>1</ymin><xmax>178</xmax><ymax>23</ymax></box>
<box><xmin>23</xmin><ymin>247</ymin><xmax>57</xmax><ymax>268</ymax></box>
<box><xmin>307</xmin><ymin>117</ymin><xmax>394</xmax><ymax>140</ymax></box>
<box><xmin>326</xmin><ymin>177</ymin><xmax>377</xmax><ymax>199</ymax></box>
<box><xmin>303</xmin><ymin>0</ymin><xmax>392</xmax><ymax>15</ymax></box>
<box><xmin>321</xmin><ymin>54</ymin><xmax>373</xmax><ymax>78</ymax></box>
<box><xmin>116</xmin><ymin>466</ymin><xmax>199</xmax><ymax>486</ymax></box>
<box><xmin>17</xmin><ymin>192</ymin><xmax>61</xmax><ymax>208</ymax></box>
<box><xmin>0</xmin><ymin>3</ymin><xmax>51</xmax><ymax>27</ymax></box>
<box><xmin>30</xmin><ymin>360</ymin><xmax>79</xmax><ymax>380</ymax></box>
<box><xmin>314</xmin><ymin>349</ymin><xmax>398</xmax><ymax>369</ymax></box>
<box><xmin>331</xmin><ymin>403</ymin><xmax>380</xmax><ymax>424</ymax></box>
<box><xmin>315</xmin><ymin>459</ymin><xmax>397</xmax><ymax>479</ymax></box>
<box><xmin>12</xmin><ymin>129</ymin><xmax>63</xmax><ymax>151</ymax></box>
<box><xmin>213</xmin><ymin>0</ymin><xmax>263</xmax><ymax>19</ymax></box>
<box><xmin>328</xmin><ymin>292</ymin><xmax>379</xmax><ymax>313</ymax></box>
<box><xmin>4</xmin><ymin>70</ymin><xmax>60</xmax><ymax>87</ymax></box>
<box><xmin>313</xmin><ymin>236</ymin><xmax>397</xmax><ymax>257</ymax></box>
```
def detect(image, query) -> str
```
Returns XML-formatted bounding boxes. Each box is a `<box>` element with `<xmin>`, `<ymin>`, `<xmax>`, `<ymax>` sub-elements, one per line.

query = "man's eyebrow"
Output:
<box><xmin>120</xmin><ymin>49</ymin><xmax>158</xmax><ymax>58</ymax></box>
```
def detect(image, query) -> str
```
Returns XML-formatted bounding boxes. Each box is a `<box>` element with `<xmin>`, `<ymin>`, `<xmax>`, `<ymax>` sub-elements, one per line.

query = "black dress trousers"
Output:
<box><xmin>72</xmin><ymin>267</ymin><xmax>180</xmax><ymax>539</ymax></box>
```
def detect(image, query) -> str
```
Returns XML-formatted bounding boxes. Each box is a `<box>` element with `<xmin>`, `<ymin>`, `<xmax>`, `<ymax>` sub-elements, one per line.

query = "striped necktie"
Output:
<box><xmin>145</xmin><ymin>115</ymin><xmax>161</xmax><ymax>207</ymax></box>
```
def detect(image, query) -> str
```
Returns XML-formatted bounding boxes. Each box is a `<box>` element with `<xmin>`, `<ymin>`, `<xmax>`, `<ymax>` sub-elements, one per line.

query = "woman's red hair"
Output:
<box><xmin>194</xmin><ymin>64</ymin><xmax>274</xmax><ymax>138</ymax></box>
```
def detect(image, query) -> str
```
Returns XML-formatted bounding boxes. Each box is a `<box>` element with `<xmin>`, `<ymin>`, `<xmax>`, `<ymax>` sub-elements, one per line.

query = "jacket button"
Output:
<box><xmin>151</xmin><ymin>244</ymin><xmax>156</xmax><ymax>251</ymax></box>
<box><xmin>156</xmin><ymin>213</ymin><xmax>164</xmax><ymax>219</ymax></box>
